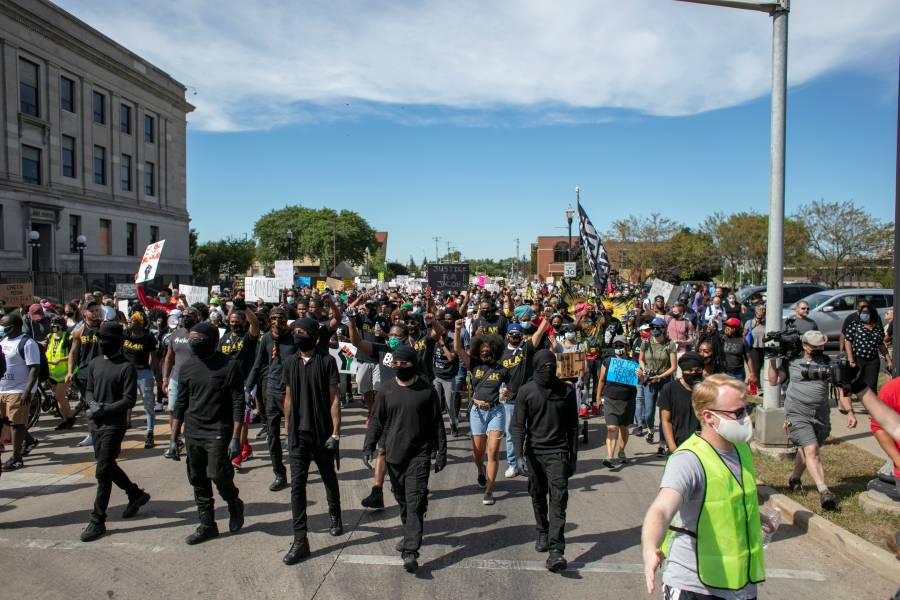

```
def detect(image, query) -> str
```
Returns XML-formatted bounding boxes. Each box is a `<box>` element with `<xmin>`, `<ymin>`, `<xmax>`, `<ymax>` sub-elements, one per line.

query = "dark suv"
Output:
<box><xmin>734</xmin><ymin>283</ymin><xmax>827</xmax><ymax>309</ymax></box>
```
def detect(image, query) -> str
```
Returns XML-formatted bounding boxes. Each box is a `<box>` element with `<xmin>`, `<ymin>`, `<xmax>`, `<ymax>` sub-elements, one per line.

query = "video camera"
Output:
<box><xmin>763</xmin><ymin>326</ymin><xmax>802</xmax><ymax>360</ymax></box>
<box><xmin>800</xmin><ymin>354</ymin><xmax>856</xmax><ymax>387</ymax></box>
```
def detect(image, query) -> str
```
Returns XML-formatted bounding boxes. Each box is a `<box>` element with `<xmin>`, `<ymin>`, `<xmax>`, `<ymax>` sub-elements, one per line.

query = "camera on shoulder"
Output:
<box><xmin>800</xmin><ymin>353</ymin><xmax>855</xmax><ymax>386</ymax></box>
<box><xmin>763</xmin><ymin>326</ymin><xmax>802</xmax><ymax>360</ymax></box>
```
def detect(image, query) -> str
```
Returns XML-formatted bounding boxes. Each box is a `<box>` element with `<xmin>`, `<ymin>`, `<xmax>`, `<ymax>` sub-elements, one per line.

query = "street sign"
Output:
<box><xmin>563</xmin><ymin>262</ymin><xmax>576</xmax><ymax>278</ymax></box>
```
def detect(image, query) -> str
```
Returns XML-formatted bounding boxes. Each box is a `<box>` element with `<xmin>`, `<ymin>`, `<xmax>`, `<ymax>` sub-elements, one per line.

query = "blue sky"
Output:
<box><xmin>57</xmin><ymin>1</ymin><xmax>900</xmax><ymax>262</ymax></box>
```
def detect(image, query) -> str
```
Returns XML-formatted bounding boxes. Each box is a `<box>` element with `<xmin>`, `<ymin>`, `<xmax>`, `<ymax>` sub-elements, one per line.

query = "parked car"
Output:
<box><xmin>735</xmin><ymin>283</ymin><xmax>827</xmax><ymax>309</ymax></box>
<box><xmin>781</xmin><ymin>288</ymin><xmax>893</xmax><ymax>348</ymax></box>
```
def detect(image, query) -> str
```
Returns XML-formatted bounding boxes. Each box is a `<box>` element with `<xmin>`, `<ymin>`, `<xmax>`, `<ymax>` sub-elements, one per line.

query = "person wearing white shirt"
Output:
<box><xmin>0</xmin><ymin>313</ymin><xmax>41</xmax><ymax>471</ymax></box>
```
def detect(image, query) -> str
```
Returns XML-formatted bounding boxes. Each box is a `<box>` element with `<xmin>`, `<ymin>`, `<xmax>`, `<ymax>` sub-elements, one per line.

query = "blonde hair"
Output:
<box><xmin>692</xmin><ymin>373</ymin><xmax>747</xmax><ymax>421</ymax></box>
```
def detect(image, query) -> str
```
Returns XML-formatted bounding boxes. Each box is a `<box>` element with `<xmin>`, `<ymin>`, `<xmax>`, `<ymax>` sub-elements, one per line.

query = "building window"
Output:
<box><xmin>61</xmin><ymin>135</ymin><xmax>76</xmax><ymax>178</ymax></box>
<box><xmin>144</xmin><ymin>114</ymin><xmax>154</xmax><ymax>143</ymax></box>
<box><xmin>93</xmin><ymin>145</ymin><xmax>106</xmax><ymax>185</ymax></box>
<box><xmin>150</xmin><ymin>225</ymin><xmax>159</xmax><ymax>243</ymax></box>
<box><xmin>552</xmin><ymin>242</ymin><xmax>569</xmax><ymax>264</ymax></box>
<box><xmin>92</xmin><ymin>91</ymin><xmax>105</xmax><ymax>124</ymax></box>
<box><xmin>120</xmin><ymin>103</ymin><xmax>131</xmax><ymax>134</ymax></box>
<box><xmin>60</xmin><ymin>76</ymin><xmax>75</xmax><ymax>112</ymax></box>
<box><xmin>99</xmin><ymin>219</ymin><xmax>111</xmax><ymax>255</ymax></box>
<box><xmin>145</xmin><ymin>161</ymin><xmax>155</xmax><ymax>196</ymax></box>
<box><xmin>22</xmin><ymin>145</ymin><xmax>41</xmax><ymax>184</ymax></box>
<box><xmin>121</xmin><ymin>154</ymin><xmax>132</xmax><ymax>191</ymax></box>
<box><xmin>69</xmin><ymin>214</ymin><xmax>81</xmax><ymax>252</ymax></box>
<box><xmin>126</xmin><ymin>222</ymin><xmax>136</xmax><ymax>256</ymax></box>
<box><xmin>0</xmin><ymin>205</ymin><xmax>4</xmax><ymax>249</ymax></box>
<box><xmin>19</xmin><ymin>58</ymin><xmax>39</xmax><ymax>117</ymax></box>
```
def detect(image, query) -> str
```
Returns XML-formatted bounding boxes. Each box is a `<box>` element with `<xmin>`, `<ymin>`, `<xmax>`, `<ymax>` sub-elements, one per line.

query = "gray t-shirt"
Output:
<box><xmin>793</xmin><ymin>316</ymin><xmax>819</xmax><ymax>334</ymax></box>
<box><xmin>784</xmin><ymin>355</ymin><xmax>829</xmax><ymax>414</ymax></box>
<box><xmin>168</xmin><ymin>329</ymin><xmax>191</xmax><ymax>382</ymax></box>
<box><xmin>660</xmin><ymin>447</ymin><xmax>757</xmax><ymax>599</ymax></box>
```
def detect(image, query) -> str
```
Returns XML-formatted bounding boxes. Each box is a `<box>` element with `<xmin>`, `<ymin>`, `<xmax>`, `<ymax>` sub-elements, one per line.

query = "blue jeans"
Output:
<box><xmin>725</xmin><ymin>368</ymin><xmax>746</xmax><ymax>381</ymax></box>
<box><xmin>136</xmin><ymin>368</ymin><xmax>155</xmax><ymax>432</ymax></box>
<box><xmin>639</xmin><ymin>378</ymin><xmax>669</xmax><ymax>430</ymax></box>
<box><xmin>503</xmin><ymin>402</ymin><xmax>516</xmax><ymax>468</ymax></box>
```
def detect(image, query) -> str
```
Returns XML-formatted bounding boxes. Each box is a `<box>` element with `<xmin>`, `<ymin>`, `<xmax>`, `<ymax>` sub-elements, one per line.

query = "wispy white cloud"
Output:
<box><xmin>54</xmin><ymin>0</ymin><xmax>900</xmax><ymax>131</ymax></box>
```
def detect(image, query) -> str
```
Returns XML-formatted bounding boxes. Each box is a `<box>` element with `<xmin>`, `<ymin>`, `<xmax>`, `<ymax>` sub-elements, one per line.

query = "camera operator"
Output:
<box><xmin>767</xmin><ymin>329</ymin><xmax>854</xmax><ymax>511</ymax></box>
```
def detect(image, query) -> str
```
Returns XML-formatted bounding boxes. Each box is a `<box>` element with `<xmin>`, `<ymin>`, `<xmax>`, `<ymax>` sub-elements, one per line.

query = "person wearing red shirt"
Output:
<box><xmin>871</xmin><ymin>376</ymin><xmax>900</xmax><ymax>496</ymax></box>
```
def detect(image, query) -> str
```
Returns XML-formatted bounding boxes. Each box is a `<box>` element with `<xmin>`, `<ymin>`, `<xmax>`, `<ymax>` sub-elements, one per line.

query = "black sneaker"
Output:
<box><xmin>645</xmin><ymin>432</ymin><xmax>655</xmax><ymax>445</ymax></box>
<box><xmin>22</xmin><ymin>438</ymin><xmax>39</xmax><ymax>456</ymax></box>
<box><xmin>820</xmin><ymin>490</ymin><xmax>837</xmax><ymax>511</ymax></box>
<box><xmin>185</xmin><ymin>525</ymin><xmax>219</xmax><ymax>545</ymax></box>
<box><xmin>535</xmin><ymin>532</ymin><xmax>550</xmax><ymax>553</ymax></box>
<box><xmin>631</xmin><ymin>426</ymin><xmax>644</xmax><ymax>437</ymax></box>
<box><xmin>122</xmin><ymin>491</ymin><xmax>150</xmax><ymax>518</ymax></box>
<box><xmin>656</xmin><ymin>446</ymin><xmax>666</xmax><ymax>457</ymax></box>
<box><xmin>55</xmin><ymin>418</ymin><xmax>76</xmax><ymax>431</ymax></box>
<box><xmin>2</xmin><ymin>457</ymin><xmax>24</xmax><ymax>471</ymax></box>
<box><xmin>80</xmin><ymin>521</ymin><xmax>106</xmax><ymax>542</ymax></box>
<box><xmin>602</xmin><ymin>459</ymin><xmax>614</xmax><ymax>469</ymax></box>
<box><xmin>269</xmin><ymin>475</ymin><xmax>288</xmax><ymax>492</ymax></box>
<box><xmin>402</xmin><ymin>552</ymin><xmax>419</xmax><ymax>573</ymax></box>
<box><xmin>477</xmin><ymin>470</ymin><xmax>487</xmax><ymax>488</ymax></box>
<box><xmin>450</xmin><ymin>423</ymin><xmax>459</xmax><ymax>438</ymax></box>
<box><xmin>546</xmin><ymin>550</ymin><xmax>567</xmax><ymax>573</ymax></box>
<box><xmin>361</xmin><ymin>486</ymin><xmax>384</xmax><ymax>509</ymax></box>
<box><xmin>229</xmin><ymin>499</ymin><xmax>245</xmax><ymax>533</ymax></box>
<box><xmin>163</xmin><ymin>446</ymin><xmax>180</xmax><ymax>461</ymax></box>
<box><xmin>143</xmin><ymin>432</ymin><xmax>154</xmax><ymax>449</ymax></box>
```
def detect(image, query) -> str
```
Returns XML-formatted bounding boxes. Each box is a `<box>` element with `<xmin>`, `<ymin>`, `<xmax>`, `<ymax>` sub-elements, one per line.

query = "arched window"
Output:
<box><xmin>553</xmin><ymin>241</ymin><xmax>569</xmax><ymax>263</ymax></box>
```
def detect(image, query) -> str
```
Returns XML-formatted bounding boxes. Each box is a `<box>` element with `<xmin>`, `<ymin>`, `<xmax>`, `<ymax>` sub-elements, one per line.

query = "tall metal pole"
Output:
<box><xmin>432</xmin><ymin>236</ymin><xmax>441</xmax><ymax>263</ymax></box>
<box><xmin>893</xmin><ymin>54</ymin><xmax>900</xmax><ymax>377</ymax></box>
<box><xmin>332</xmin><ymin>218</ymin><xmax>337</xmax><ymax>274</ymax></box>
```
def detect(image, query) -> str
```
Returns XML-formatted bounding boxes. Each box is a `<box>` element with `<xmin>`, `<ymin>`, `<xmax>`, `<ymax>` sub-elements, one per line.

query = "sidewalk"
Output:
<box><xmin>829</xmin><ymin>405</ymin><xmax>889</xmax><ymax>464</ymax></box>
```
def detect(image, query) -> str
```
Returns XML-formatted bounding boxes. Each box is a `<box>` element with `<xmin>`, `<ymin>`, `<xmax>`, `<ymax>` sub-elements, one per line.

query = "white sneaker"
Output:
<box><xmin>504</xmin><ymin>466</ymin><xmax>517</xmax><ymax>478</ymax></box>
<box><xmin>76</xmin><ymin>434</ymin><xmax>93</xmax><ymax>447</ymax></box>
<box><xmin>154</xmin><ymin>402</ymin><xmax>164</xmax><ymax>412</ymax></box>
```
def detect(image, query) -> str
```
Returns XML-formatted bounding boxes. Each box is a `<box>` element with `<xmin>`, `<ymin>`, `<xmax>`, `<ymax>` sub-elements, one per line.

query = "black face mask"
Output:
<box><xmin>533</xmin><ymin>367</ymin><xmax>554</xmax><ymax>387</ymax></box>
<box><xmin>182</xmin><ymin>317</ymin><xmax>197</xmax><ymax>330</ymax></box>
<box><xmin>99</xmin><ymin>338</ymin><xmax>123</xmax><ymax>356</ymax></box>
<box><xmin>230</xmin><ymin>323</ymin><xmax>244</xmax><ymax>335</ymax></box>
<box><xmin>395</xmin><ymin>365</ymin><xmax>417</xmax><ymax>382</ymax></box>
<box><xmin>683</xmin><ymin>373</ymin><xmax>703</xmax><ymax>387</ymax></box>
<box><xmin>189</xmin><ymin>337</ymin><xmax>216</xmax><ymax>358</ymax></box>
<box><xmin>294</xmin><ymin>334</ymin><xmax>317</xmax><ymax>351</ymax></box>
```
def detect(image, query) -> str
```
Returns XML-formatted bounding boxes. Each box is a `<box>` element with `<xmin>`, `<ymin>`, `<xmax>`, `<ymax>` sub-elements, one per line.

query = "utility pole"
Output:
<box><xmin>332</xmin><ymin>216</ymin><xmax>337</xmax><ymax>275</ymax></box>
<box><xmin>432</xmin><ymin>236</ymin><xmax>441</xmax><ymax>263</ymax></box>
<box><xmin>446</xmin><ymin>240</ymin><xmax>452</xmax><ymax>262</ymax></box>
<box><xmin>514</xmin><ymin>237</ymin><xmax>520</xmax><ymax>280</ymax></box>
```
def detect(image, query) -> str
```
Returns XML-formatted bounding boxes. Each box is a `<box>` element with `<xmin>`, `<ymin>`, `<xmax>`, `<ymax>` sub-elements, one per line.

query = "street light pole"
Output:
<box><xmin>286</xmin><ymin>229</ymin><xmax>294</xmax><ymax>261</ymax></box>
<box><xmin>76</xmin><ymin>234</ymin><xmax>87</xmax><ymax>275</ymax></box>
<box><xmin>28</xmin><ymin>229</ymin><xmax>40</xmax><ymax>276</ymax></box>
<box><xmin>565</xmin><ymin>203</ymin><xmax>575</xmax><ymax>264</ymax></box>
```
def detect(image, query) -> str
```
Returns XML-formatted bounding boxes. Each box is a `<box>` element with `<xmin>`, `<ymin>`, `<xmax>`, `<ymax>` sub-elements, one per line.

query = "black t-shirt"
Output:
<box><xmin>473</xmin><ymin>315</ymin><xmax>508</xmax><ymax>337</ymax></box>
<box><xmin>501</xmin><ymin>340</ymin><xmax>535</xmax><ymax>396</ymax></box>
<box><xmin>284</xmin><ymin>349</ymin><xmax>340</xmax><ymax>446</ymax></box>
<box><xmin>721</xmin><ymin>335</ymin><xmax>746</xmax><ymax>371</ymax></box>
<box><xmin>218</xmin><ymin>331</ymin><xmax>259</xmax><ymax>379</ymax></box>
<box><xmin>174</xmin><ymin>353</ymin><xmax>244</xmax><ymax>440</ymax></box>
<box><xmin>657</xmin><ymin>379</ymin><xmax>700</xmax><ymax>447</ymax></box>
<box><xmin>77</xmin><ymin>324</ymin><xmax>101</xmax><ymax>369</ymax></box>
<box><xmin>365</xmin><ymin>377</ymin><xmax>445</xmax><ymax>463</ymax></box>
<box><xmin>470</xmin><ymin>359</ymin><xmax>508</xmax><ymax>404</ymax></box>
<box><xmin>122</xmin><ymin>332</ymin><xmax>157</xmax><ymax>369</ymax></box>
<box><xmin>86</xmin><ymin>354</ymin><xmax>137</xmax><ymax>430</ymax></box>
<box><xmin>354</xmin><ymin>313</ymin><xmax>380</xmax><ymax>364</ymax></box>
<box><xmin>411</xmin><ymin>335</ymin><xmax>437</xmax><ymax>382</ymax></box>
<box><xmin>601</xmin><ymin>356</ymin><xmax>638</xmax><ymax>403</ymax></box>
<box><xmin>432</xmin><ymin>334</ymin><xmax>459</xmax><ymax>379</ymax></box>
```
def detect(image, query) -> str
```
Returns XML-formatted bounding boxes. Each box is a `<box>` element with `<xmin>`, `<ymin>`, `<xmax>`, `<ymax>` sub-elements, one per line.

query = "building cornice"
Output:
<box><xmin>1</xmin><ymin>181</ymin><xmax>190</xmax><ymax>220</ymax></box>
<box><xmin>0</xmin><ymin>1</ymin><xmax>195</xmax><ymax>115</ymax></box>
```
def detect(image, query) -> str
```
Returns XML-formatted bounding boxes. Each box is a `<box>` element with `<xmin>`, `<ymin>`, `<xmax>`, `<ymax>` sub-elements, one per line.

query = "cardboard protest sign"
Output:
<box><xmin>648</xmin><ymin>278</ymin><xmax>680</xmax><ymax>306</ymax></box>
<box><xmin>555</xmin><ymin>352</ymin><xmax>585</xmax><ymax>379</ymax></box>
<box><xmin>0</xmin><ymin>282</ymin><xmax>34</xmax><ymax>307</ymax></box>
<box><xmin>606</xmin><ymin>358</ymin><xmax>640</xmax><ymax>387</ymax></box>
<box><xmin>135</xmin><ymin>240</ymin><xmax>165</xmax><ymax>283</ymax></box>
<box><xmin>274</xmin><ymin>260</ymin><xmax>294</xmax><ymax>289</ymax></box>
<box><xmin>179</xmin><ymin>284</ymin><xmax>209</xmax><ymax>305</ymax></box>
<box><xmin>245</xmin><ymin>277</ymin><xmax>279</xmax><ymax>302</ymax></box>
<box><xmin>115</xmin><ymin>283</ymin><xmax>137</xmax><ymax>299</ymax></box>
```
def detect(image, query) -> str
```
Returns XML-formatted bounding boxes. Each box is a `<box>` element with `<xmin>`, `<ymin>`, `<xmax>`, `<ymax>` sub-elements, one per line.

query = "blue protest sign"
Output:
<box><xmin>607</xmin><ymin>358</ymin><xmax>639</xmax><ymax>387</ymax></box>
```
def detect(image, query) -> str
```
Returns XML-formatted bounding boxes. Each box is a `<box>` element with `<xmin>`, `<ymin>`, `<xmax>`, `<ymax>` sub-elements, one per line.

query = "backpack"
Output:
<box><xmin>17</xmin><ymin>334</ymin><xmax>50</xmax><ymax>382</ymax></box>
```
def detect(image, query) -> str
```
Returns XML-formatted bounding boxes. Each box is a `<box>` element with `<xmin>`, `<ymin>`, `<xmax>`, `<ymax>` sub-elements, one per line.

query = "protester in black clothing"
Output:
<box><xmin>659</xmin><ymin>352</ymin><xmax>704</xmax><ymax>453</ymax></box>
<box><xmin>363</xmin><ymin>344</ymin><xmax>447</xmax><ymax>573</ymax></box>
<box><xmin>245</xmin><ymin>307</ymin><xmax>297</xmax><ymax>491</ymax></box>
<box><xmin>67</xmin><ymin>301</ymin><xmax>103</xmax><ymax>448</ymax></box>
<box><xmin>512</xmin><ymin>349</ymin><xmax>578</xmax><ymax>573</ymax></box>
<box><xmin>79</xmin><ymin>322</ymin><xmax>150</xmax><ymax>542</ymax></box>
<box><xmin>697</xmin><ymin>339</ymin><xmax>723</xmax><ymax>377</ymax></box>
<box><xmin>281</xmin><ymin>317</ymin><xmax>343</xmax><ymax>566</ymax></box>
<box><xmin>596</xmin><ymin>335</ymin><xmax>639</xmax><ymax>467</ymax></box>
<box><xmin>432</xmin><ymin>316</ymin><xmax>460</xmax><ymax>436</ymax></box>
<box><xmin>472</xmin><ymin>299</ymin><xmax>508</xmax><ymax>337</ymax></box>
<box><xmin>170</xmin><ymin>322</ymin><xmax>246</xmax><ymax>545</ymax></box>
<box><xmin>218</xmin><ymin>304</ymin><xmax>259</xmax><ymax>469</ymax></box>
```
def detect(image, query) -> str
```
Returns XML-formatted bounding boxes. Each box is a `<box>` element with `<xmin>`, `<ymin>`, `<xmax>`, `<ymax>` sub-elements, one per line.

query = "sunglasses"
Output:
<box><xmin>710</xmin><ymin>404</ymin><xmax>755</xmax><ymax>420</ymax></box>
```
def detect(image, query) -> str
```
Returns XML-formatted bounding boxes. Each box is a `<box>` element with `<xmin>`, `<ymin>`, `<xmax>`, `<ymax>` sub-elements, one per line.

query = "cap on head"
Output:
<box><xmin>724</xmin><ymin>317</ymin><xmax>742</xmax><ymax>327</ymax></box>
<box><xmin>650</xmin><ymin>317</ymin><xmax>666</xmax><ymax>327</ymax></box>
<box><xmin>678</xmin><ymin>351</ymin><xmax>704</xmax><ymax>371</ymax></box>
<box><xmin>190</xmin><ymin>321</ymin><xmax>220</xmax><ymax>343</ymax></box>
<box><xmin>391</xmin><ymin>345</ymin><xmax>417</xmax><ymax>364</ymax></box>
<box><xmin>507</xmin><ymin>323</ymin><xmax>524</xmax><ymax>334</ymax></box>
<box><xmin>291</xmin><ymin>317</ymin><xmax>319</xmax><ymax>336</ymax></box>
<box><xmin>612</xmin><ymin>335</ymin><xmax>627</xmax><ymax>345</ymax></box>
<box><xmin>28</xmin><ymin>303</ymin><xmax>43</xmax><ymax>317</ymax></box>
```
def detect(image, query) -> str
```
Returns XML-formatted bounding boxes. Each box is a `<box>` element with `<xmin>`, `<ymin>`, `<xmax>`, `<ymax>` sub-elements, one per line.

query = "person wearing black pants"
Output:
<box><xmin>512</xmin><ymin>349</ymin><xmax>578</xmax><ymax>573</ymax></box>
<box><xmin>80</xmin><ymin>322</ymin><xmax>150</xmax><ymax>542</ymax></box>
<box><xmin>171</xmin><ymin>322</ymin><xmax>246</xmax><ymax>544</ymax></box>
<box><xmin>363</xmin><ymin>345</ymin><xmax>447</xmax><ymax>573</ymax></box>
<box><xmin>246</xmin><ymin>308</ymin><xmax>297</xmax><ymax>491</ymax></box>
<box><xmin>281</xmin><ymin>318</ymin><xmax>343</xmax><ymax>565</ymax></box>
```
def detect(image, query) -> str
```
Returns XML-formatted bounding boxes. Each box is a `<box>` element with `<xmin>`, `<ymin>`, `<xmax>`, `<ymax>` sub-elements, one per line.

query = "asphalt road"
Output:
<box><xmin>0</xmin><ymin>402</ymin><xmax>896</xmax><ymax>600</ymax></box>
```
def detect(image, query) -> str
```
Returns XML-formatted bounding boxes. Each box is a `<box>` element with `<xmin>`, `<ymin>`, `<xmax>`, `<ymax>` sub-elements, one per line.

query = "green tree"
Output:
<box><xmin>253</xmin><ymin>206</ymin><xmax>379</xmax><ymax>273</ymax></box>
<box><xmin>607</xmin><ymin>213</ymin><xmax>681</xmax><ymax>284</ymax></box>
<box><xmin>387</xmin><ymin>262</ymin><xmax>409</xmax><ymax>276</ymax></box>
<box><xmin>191</xmin><ymin>236</ymin><xmax>256</xmax><ymax>278</ymax></box>
<box><xmin>189</xmin><ymin>228</ymin><xmax>199</xmax><ymax>256</ymax></box>
<box><xmin>651</xmin><ymin>228</ymin><xmax>721</xmax><ymax>283</ymax></box>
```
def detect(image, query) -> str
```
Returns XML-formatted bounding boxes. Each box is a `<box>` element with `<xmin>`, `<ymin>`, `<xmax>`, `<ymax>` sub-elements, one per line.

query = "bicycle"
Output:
<box><xmin>26</xmin><ymin>380</ymin><xmax>84</xmax><ymax>430</ymax></box>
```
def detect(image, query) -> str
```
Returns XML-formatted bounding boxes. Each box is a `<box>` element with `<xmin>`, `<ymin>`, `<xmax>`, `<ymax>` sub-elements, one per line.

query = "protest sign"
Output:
<box><xmin>210</xmin><ymin>285</ymin><xmax>221</xmax><ymax>295</ymax></box>
<box><xmin>648</xmin><ymin>278</ymin><xmax>679</xmax><ymax>306</ymax></box>
<box><xmin>326</xmin><ymin>277</ymin><xmax>343</xmax><ymax>290</ymax></box>
<box><xmin>329</xmin><ymin>342</ymin><xmax>358</xmax><ymax>374</ymax></box>
<box><xmin>245</xmin><ymin>277</ymin><xmax>279</xmax><ymax>302</ymax></box>
<box><xmin>343</xmin><ymin>278</ymin><xmax>353</xmax><ymax>290</ymax></box>
<box><xmin>115</xmin><ymin>283</ymin><xmax>137</xmax><ymax>299</ymax></box>
<box><xmin>606</xmin><ymin>358</ymin><xmax>640</xmax><ymax>387</ymax></box>
<box><xmin>316</xmin><ymin>280</ymin><xmax>326</xmax><ymax>291</ymax></box>
<box><xmin>297</xmin><ymin>276</ymin><xmax>311</xmax><ymax>287</ymax></box>
<box><xmin>274</xmin><ymin>260</ymin><xmax>294</xmax><ymax>289</ymax></box>
<box><xmin>180</xmin><ymin>283</ymin><xmax>209</xmax><ymax>305</ymax></box>
<box><xmin>427</xmin><ymin>263</ymin><xmax>469</xmax><ymax>292</ymax></box>
<box><xmin>117</xmin><ymin>300</ymin><xmax>130</xmax><ymax>314</ymax></box>
<box><xmin>0</xmin><ymin>282</ymin><xmax>34</xmax><ymax>307</ymax></box>
<box><xmin>555</xmin><ymin>352</ymin><xmax>585</xmax><ymax>379</ymax></box>
<box><xmin>135</xmin><ymin>240</ymin><xmax>165</xmax><ymax>283</ymax></box>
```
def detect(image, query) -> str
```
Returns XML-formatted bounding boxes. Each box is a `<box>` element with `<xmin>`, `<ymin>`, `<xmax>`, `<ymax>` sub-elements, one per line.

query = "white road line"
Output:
<box><xmin>336</xmin><ymin>554</ymin><xmax>826</xmax><ymax>581</ymax></box>
<box><xmin>0</xmin><ymin>536</ymin><xmax>168</xmax><ymax>553</ymax></box>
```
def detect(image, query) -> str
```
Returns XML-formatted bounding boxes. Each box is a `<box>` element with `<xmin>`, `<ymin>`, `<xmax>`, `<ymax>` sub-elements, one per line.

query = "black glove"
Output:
<box><xmin>565</xmin><ymin>450</ymin><xmax>577</xmax><ymax>478</ymax></box>
<box><xmin>515</xmin><ymin>454</ymin><xmax>528</xmax><ymax>476</ymax></box>
<box><xmin>433</xmin><ymin>453</ymin><xmax>447</xmax><ymax>473</ymax></box>
<box><xmin>227</xmin><ymin>438</ymin><xmax>241</xmax><ymax>460</ymax></box>
<box><xmin>168</xmin><ymin>439</ymin><xmax>180</xmax><ymax>461</ymax></box>
<box><xmin>88</xmin><ymin>401</ymin><xmax>106</xmax><ymax>419</ymax></box>
<box><xmin>362</xmin><ymin>448</ymin><xmax>375</xmax><ymax>469</ymax></box>
<box><xmin>325</xmin><ymin>436</ymin><xmax>339</xmax><ymax>451</ymax></box>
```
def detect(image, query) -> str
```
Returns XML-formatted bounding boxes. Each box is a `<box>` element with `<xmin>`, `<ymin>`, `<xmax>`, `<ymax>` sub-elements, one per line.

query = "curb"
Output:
<box><xmin>758</xmin><ymin>485</ymin><xmax>900</xmax><ymax>585</ymax></box>
<box><xmin>860</xmin><ymin>491</ymin><xmax>900</xmax><ymax>516</ymax></box>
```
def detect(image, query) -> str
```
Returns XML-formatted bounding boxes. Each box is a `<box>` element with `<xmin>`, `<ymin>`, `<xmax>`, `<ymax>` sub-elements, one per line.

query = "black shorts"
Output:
<box><xmin>604</xmin><ymin>397</ymin><xmax>635</xmax><ymax>427</ymax></box>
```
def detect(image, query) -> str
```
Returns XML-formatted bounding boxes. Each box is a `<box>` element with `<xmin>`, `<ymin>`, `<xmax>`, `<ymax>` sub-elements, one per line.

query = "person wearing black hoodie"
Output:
<box><xmin>512</xmin><ymin>349</ymin><xmax>578</xmax><ymax>573</ymax></box>
<box><xmin>79</xmin><ymin>322</ymin><xmax>150</xmax><ymax>542</ymax></box>
<box><xmin>171</xmin><ymin>322</ymin><xmax>246</xmax><ymax>545</ymax></box>
<box><xmin>363</xmin><ymin>344</ymin><xmax>447</xmax><ymax>574</ymax></box>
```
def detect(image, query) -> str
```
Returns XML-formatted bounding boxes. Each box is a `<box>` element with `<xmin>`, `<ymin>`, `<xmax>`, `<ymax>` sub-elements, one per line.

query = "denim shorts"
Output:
<box><xmin>167</xmin><ymin>378</ymin><xmax>179</xmax><ymax>412</ymax></box>
<box><xmin>469</xmin><ymin>403</ymin><xmax>504</xmax><ymax>436</ymax></box>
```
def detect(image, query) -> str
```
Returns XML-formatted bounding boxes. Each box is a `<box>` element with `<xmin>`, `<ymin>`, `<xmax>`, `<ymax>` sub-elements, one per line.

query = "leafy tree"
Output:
<box><xmin>651</xmin><ymin>228</ymin><xmax>721</xmax><ymax>283</ymax></box>
<box><xmin>253</xmin><ymin>206</ymin><xmax>378</xmax><ymax>273</ymax></box>
<box><xmin>794</xmin><ymin>199</ymin><xmax>891</xmax><ymax>287</ymax></box>
<box><xmin>189</xmin><ymin>228</ymin><xmax>199</xmax><ymax>256</ymax></box>
<box><xmin>191</xmin><ymin>236</ymin><xmax>256</xmax><ymax>278</ymax></box>
<box><xmin>408</xmin><ymin>255</ymin><xmax>418</xmax><ymax>273</ymax></box>
<box><xmin>607</xmin><ymin>213</ymin><xmax>681</xmax><ymax>284</ymax></box>
<box><xmin>387</xmin><ymin>262</ymin><xmax>409</xmax><ymax>276</ymax></box>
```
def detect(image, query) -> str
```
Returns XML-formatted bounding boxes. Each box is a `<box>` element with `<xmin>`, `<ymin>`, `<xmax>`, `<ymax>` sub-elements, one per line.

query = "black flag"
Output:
<box><xmin>577</xmin><ymin>200</ymin><xmax>610</xmax><ymax>296</ymax></box>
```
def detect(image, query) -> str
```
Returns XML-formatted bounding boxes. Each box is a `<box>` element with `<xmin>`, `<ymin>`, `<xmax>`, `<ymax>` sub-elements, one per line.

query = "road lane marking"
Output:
<box><xmin>0</xmin><ymin>536</ymin><xmax>167</xmax><ymax>553</ymax></box>
<box><xmin>336</xmin><ymin>554</ymin><xmax>826</xmax><ymax>580</ymax></box>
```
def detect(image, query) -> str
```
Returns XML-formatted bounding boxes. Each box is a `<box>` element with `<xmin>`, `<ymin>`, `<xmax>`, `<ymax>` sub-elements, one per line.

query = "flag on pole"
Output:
<box><xmin>577</xmin><ymin>200</ymin><xmax>611</xmax><ymax>296</ymax></box>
